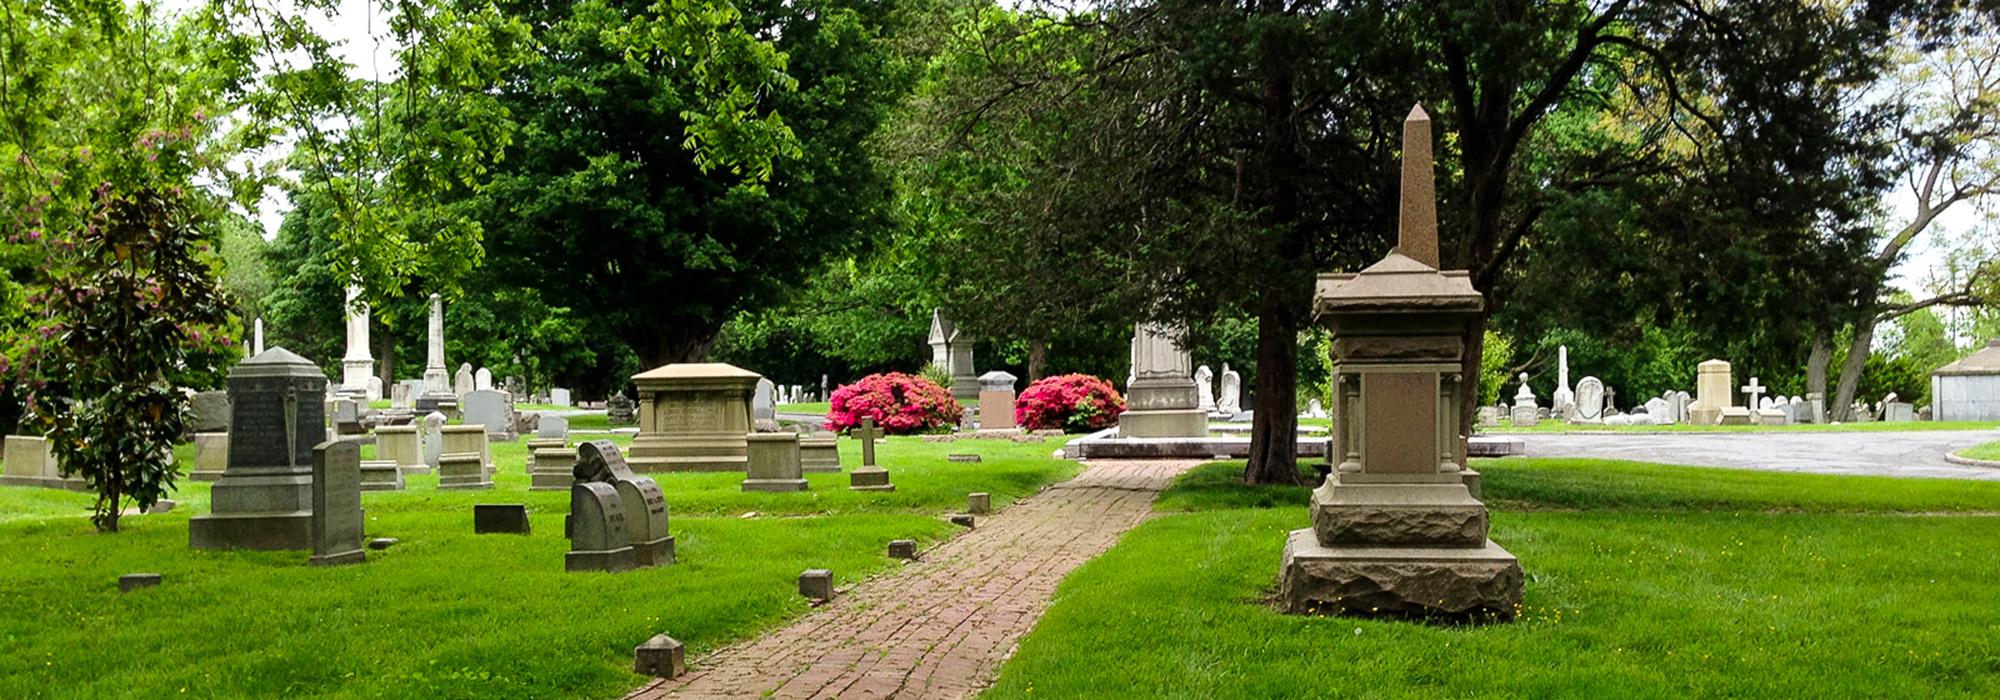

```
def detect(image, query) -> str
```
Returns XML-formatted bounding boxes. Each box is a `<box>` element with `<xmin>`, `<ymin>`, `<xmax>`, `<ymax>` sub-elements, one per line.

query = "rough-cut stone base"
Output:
<box><xmin>568</xmin><ymin>547</ymin><xmax>636</xmax><ymax>573</ymax></box>
<box><xmin>189</xmin><ymin>511</ymin><xmax>313</xmax><ymax>551</ymax></box>
<box><xmin>1278</xmin><ymin>529</ymin><xmax>1521</xmax><ymax>617</ymax></box>
<box><xmin>742</xmin><ymin>478</ymin><xmax>808</xmax><ymax>492</ymax></box>
<box><xmin>1310</xmin><ymin>482</ymin><xmax>1489</xmax><ymax>547</ymax></box>
<box><xmin>1116</xmin><ymin>408</ymin><xmax>1209</xmax><ymax>439</ymax></box>
<box><xmin>633</xmin><ymin>537</ymin><xmax>676</xmax><ymax>567</ymax></box>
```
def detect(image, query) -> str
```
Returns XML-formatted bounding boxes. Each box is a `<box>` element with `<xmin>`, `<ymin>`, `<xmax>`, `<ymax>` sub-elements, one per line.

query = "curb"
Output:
<box><xmin>1944</xmin><ymin>451</ymin><xmax>2000</xmax><ymax>469</ymax></box>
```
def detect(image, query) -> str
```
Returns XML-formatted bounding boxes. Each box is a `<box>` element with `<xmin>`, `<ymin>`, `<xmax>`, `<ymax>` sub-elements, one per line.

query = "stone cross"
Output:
<box><xmin>854</xmin><ymin>417</ymin><xmax>883</xmax><ymax>467</ymax></box>
<box><xmin>1740</xmin><ymin>377</ymin><xmax>1767</xmax><ymax>410</ymax></box>
<box><xmin>1398</xmin><ymin>104</ymin><xmax>1439</xmax><ymax>268</ymax></box>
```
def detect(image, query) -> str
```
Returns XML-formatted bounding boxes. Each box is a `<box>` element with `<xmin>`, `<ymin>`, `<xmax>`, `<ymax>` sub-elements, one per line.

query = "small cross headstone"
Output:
<box><xmin>848</xmin><ymin>417</ymin><xmax>894</xmax><ymax>492</ymax></box>
<box><xmin>1740</xmin><ymin>377</ymin><xmax>1767</xmax><ymax>411</ymax></box>
<box><xmin>854</xmin><ymin>417</ymin><xmax>883</xmax><ymax>467</ymax></box>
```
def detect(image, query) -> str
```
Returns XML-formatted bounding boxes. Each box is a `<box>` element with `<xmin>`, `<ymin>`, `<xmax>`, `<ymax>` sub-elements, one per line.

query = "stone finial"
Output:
<box><xmin>1398</xmin><ymin>104</ymin><xmax>1439</xmax><ymax>269</ymax></box>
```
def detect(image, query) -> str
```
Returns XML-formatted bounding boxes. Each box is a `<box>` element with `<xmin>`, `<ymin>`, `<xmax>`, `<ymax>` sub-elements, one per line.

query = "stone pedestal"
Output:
<box><xmin>977</xmin><ymin>371</ymin><xmax>1019</xmax><ymax>430</ymax></box>
<box><xmin>1119</xmin><ymin>323</ymin><xmax>1209</xmax><ymax>438</ymax></box>
<box><xmin>628</xmin><ymin>363</ymin><xmax>760</xmax><ymax>472</ymax></box>
<box><xmin>1690</xmin><ymin>359</ymin><xmax>1733</xmax><ymax>426</ymax></box>
<box><xmin>437</xmin><ymin>452</ymin><xmax>492</xmax><ymax>490</ymax></box>
<box><xmin>191</xmin><ymin>348</ymin><xmax>327</xmax><ymax>551</ymax></box>
<box><xmin>188</xmin><ymin>432</ymin><xmax>228</xmax><ymax>482</ymax></box>
<box><xmin>1278</xmin><ymin>106</ymin><xmax>1520</xmax><ymax>618</ymax></box>
<box><xmin>359</xmin><ymin>460</ymin><xmax>404</xmax><ymax>491</ymax></box>
<box><xmin>799</xmin><ymin>432</ymin><xmax>841</xmax><ymax>473</ymax></box>
<box><xmin>439</xmin><ymin>425</ymin><xmax>493</xmax><ymax>475</ymax></box>
<box><xmin>0</xmin><ymin>435</ymin><xmax>82</xmax><ymax>490</ymax></box>
<box><xmin>849</xmin><ymin>466</ymin><xmax>894</xmax><ymax>491</ymax></box>
<box><xmin>743</xmin><ymin>433</ymin><xmax>808</xmax><ymax>492</ymax></box>
<box><xmin>375</xmin><ymin>424</ymin><xmax>425</xmax><ymax>474</ymax></box>
<box><xmin>531</xmin><ymin>445</ymin><xmax>574</xmax><ymax>491</ymax></box>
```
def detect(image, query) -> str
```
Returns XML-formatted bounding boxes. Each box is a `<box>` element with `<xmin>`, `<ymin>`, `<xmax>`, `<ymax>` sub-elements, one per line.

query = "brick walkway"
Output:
<box><xmin>626</xmin><ymin>459</ymin><xmax>1203</xmax><ymax>700</ymax></box>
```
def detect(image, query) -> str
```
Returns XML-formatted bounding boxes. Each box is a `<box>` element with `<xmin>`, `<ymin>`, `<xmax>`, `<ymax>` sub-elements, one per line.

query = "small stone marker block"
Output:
<box><xmin>799</xmin><ymin>568</ymin><xmax>834</xmax><ymax>601</ymax></box>
<box><xmin>949</xmin><ymin>514</ymin><xmax>975</xmax><ymax>528</ymax></box>
<box><xmin>849</xmin><ymin>466</ymin><xmax>895</xmax><ymax>492</ymax></box>
<box><xmin>144</xmin><ymin>499</ymin><xmax>176</xmax><ymax>514</ymax></box>
<box><xmin>633</xmin><ymin>634</ymin><xmax>686</xmax><ymax>679</ymax></box>
<box><xmin>367</xmin><ymin>538</ymin><xmax>399</xmax><ymax>550</ymax></box>
<box><xmin>946</xmin><ymin>453</ymin><xmax>982</xmax><ymax>463</ymax></box>
<box><xmin>119</xmin><ymin>573</ymin><xmax>162</xmax><ymax>593</ymax></box>
<box><xmin>967</xmin><ymin>492</ymin><xmax>990</xmax><ymax>515</ymax></box>
<box><xmin>888</xmin><ymin>539</ymin><xmax>917</xmax><ymax>560</ymax></box>
<box><xmin>474</xmin><ymin>504</ymin><xmax>531</xmax><ymax>534</ymax></box>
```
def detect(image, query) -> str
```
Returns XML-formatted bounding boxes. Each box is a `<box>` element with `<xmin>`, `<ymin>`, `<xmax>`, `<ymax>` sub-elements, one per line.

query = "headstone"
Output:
<box><xmin>565</xmin><ymin>482</ymin><xmax>635</xmax><ymax>573</ymax></box>
<box><xmin>119</xmin><ymin>573</ymin><xmax>163</xmax><ymax>593</ymax></box>
<box><xmin>453</xmin><ymin>363</ymin><xmax>476</xmax><ymax>398</ymax></box>
<box><xmin>947</xmin><ymin>453</ymin><xmax>981</xmax><ymax>463</ymax></box>
<box><xmin>420</xmin><ymin>412</ymin><xmax>446</xmax><ymax>468</ymax></box>
<box><xmin>1216</xmin><ymin>364</ymin><xmax>1243</xmax><ymax>417</ymax></box>
<box><xmin>474</xmin><ymin>504</ymin><xmax>530</xmax><ymax>534</ymax></box>
<box><xmin>1787</xmin><ymin>396</ymin><xmax>1806</xmax><ymax>425</ymax></box>
<box><xmin>849</xmin><ymin>417</ymin><xmax>894</xmax><ymax>492</ymax></box>
<box><xmin>1644</xmin><ymin>397</ymin><xmax>1671</xmax><ymax>424</ymax></box>
<box><xmin>949</xmin><ymin>514</ymin><xmax>976</xmax><ymax>528</ymax></box>
<box><xmin>633</xmin><ymin>634</ymin><xmax>687</xmax><ymax>679</ymax></box>
<box><xmin>190</xmin><ymin>390</ymin><xmax>231</xmax><ymax>433</ymax></box>
<box><xmin>798</xmin><ymin>569</ymin><xmax>834</xmax><ymax>601</ymax></box>
<box><xmin>607</xmin><ymin>391</ymin><xmax>637</xmax><ymax>425</ymax></box>
<box><xmin>977</xmin><ymin>371</ymin><xmax>1019</xmax><ymax>430</ymax></box>
<box><xmin>1280</xmin><ymin>104</ymin><xmax>1520</xmax><ymax>617</ymax></box>
<box><xmin>1475</xmin><ymin>405</ymin><xmax>1502</xmax><ymax>428</ymax></box>
<box><xmin>536</xmin><ymin>414</ymin><xmax>570</xmax><ymax>441</ymax></box>
<box><xmin>1551</xmin><ymin>345</ymin><xmax>1574</xmax><ymax>419</ymax></box>
<box><xmin>1691</xmin><ymin>359</ymin><xmax>1733</xmax><ymax>425</ymax></box>
<box><xmin>474</xmin><ymin>367</ymin><xmax>493</xmax><ymax>391</ymax></box>
<box><xmin>574</xmin><ymin>440</ymin><xmax>675</xmax><ymax>566</ymax></box>
<box><xmin>799</xmin><ymin>431</ymin><xmax>841</xmax><ymax>473</ymax></box>
<box><xmin>1740</xmin><ymin>377</ymin><xmax>1769</xmax><ymax>424</ymax></box>
<box><xmin>551</xmin><ymin>388</ymin><xmax>572</xmax><ymax>407</ymax></box>
<box><xmin>340</xmin><ymin>285</ymin><xmax>375</xmax><ymax>399</ymax></box>
<box><xmin>530</xmin><ymin>443</ymin><xmax>574</xmax><ymax>491</ymax></box>
<box><xmin>1121</xmin><ymin>322</ymin><xmax>1209</xmax><ymax>437</ymax></box>
<box><xmin>189</xmin><ymin>432</ymin><xmax>229</xmax><ymax>481</ymax></box>
<box><xmin>440</xmin><ymin>425</ymin><xmax>493</xmax><ymax>474</ymax></box>
<box><xmin>252</xmin><ymin>317</ymin><xmax>264</xmax><ymax>355</ymax></box>
<box><xmin>190</xmin><ymin>348</ymin><xmax>324</xmax><ymax>551</ymax></box>
<box><xmin>968</xmin><ymin>492</ymin><xmax>991</xmax><ymax>514</ymax></box>
<box><xmin>1572</xmin><ymin>377</ymin><xmax>1605</xmax><ymax>422</ymax></box>
<box><xmin>1659</xmin><ymin>392</ymin><xmax>1685</xmax><ymax>426</ymax></box>
<box><xmin>375</xmin><ymin>424</ymin><xmax>425</xmax><ymax>474</ymax></box>
<box><xmin>1510</xmin><ymin>373</ymin><xmax>1539</xmax><ymax>427</ymax></box>
<box><xmin>415</xmin><ymin>294</ymin><xmax>455</xmax><ymax>412</ymax></box>
<box><xmin>437</xmin><ymin>452</ymin><xmax>492</xmax><ymax>490</ymax></box>
<box><xmin>1195</xmin><ymin>365</ymin><xmax>1217</xmax><ymax>413</ymax></box>
<box><xmin>1304</xmin><ymin>398</ymin><xmax>1328</xmax><ymax>419</ymax></box>
<box><xmin>744</xmin><ymin>433</ymin><xmax>809</xmax><ymax>492</ymax></box>
<box><xmin>928</xmin><ymin>310</ymin><xmax>981</xmax><ymax>401</ymax></box>
<box><xmin>753</xmin><ymin>378</ymin><xmax>778</xmax><ymax>429</ymax></box>
<box><xmin>628</xmin><ymin>364</ymin><xmax>759</xmax><ymax>472</ymax></box>
<box><xmin>1884</xmin><ymin>401</ymin><xmax>1915</xmax><ymax>422</ymax></box>
<box><xmin>461</xmin><ymin>389</ymin><xmax>518</xmax><ymax>441</ymax></box>
<box><xmin>888</xmin><ymin>539</ymin><xmax>917</xmax><ymax>560</ymax></box>
<box><xmin>330</xmin><ymin>398</ymin><xmax>365</xmax><ymax>436</ymax></box>
<box><xmin>1805</xmin><ymin>392</ymin><xmax>1826</xmax><ymax>424</ymax></box>
<box><xmin>308</xmin><ymin>440</ymin><xmax>366</xmax><ymax>566</ymax></box>
<box><xmin>359</xmin><ymin>459</ymin><xmax>403</xmax><ymax>491</ymax></box>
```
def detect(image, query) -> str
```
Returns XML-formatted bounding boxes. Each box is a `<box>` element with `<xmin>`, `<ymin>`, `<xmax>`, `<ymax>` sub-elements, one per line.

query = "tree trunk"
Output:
<box><xmin>1831</xmin><ymin>320</ymin><xmax>1876</xmax><ymax>422</ymax></box>
<box><xmin>1458</xmin><ymin>312</ymin><xmax>1488</xmax><ymax>439</ymax></box>
<box><xmin>1805</xmin><ymin>329</ymin><xmax>1831</xmax><ymax>402</ymax></box>
<box><xmin>1027</xmin><ymin>337</ymin><xmax>1048</xmax><ymax>381</ymax></box>
<box><xmin>635</xmin><ymin>327</ymin><xmax>718</xmax><ymax>371</ymax></box>
<box><xmin>377</xmin><ymin>322</ymin><xmax>396</xmax><ymax>387</ymax></box>
<box><xmin>1244</xmin><ymin>290</ymin><xmax>1304</xmax><ymax>485</ymax></box>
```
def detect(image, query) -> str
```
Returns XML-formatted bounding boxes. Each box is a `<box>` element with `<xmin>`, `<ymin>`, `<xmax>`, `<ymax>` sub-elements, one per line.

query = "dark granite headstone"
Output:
<box><xmin>474</xmin><ymin>504</ymin><xmax>531</xmax><ymax>534</ymax></box>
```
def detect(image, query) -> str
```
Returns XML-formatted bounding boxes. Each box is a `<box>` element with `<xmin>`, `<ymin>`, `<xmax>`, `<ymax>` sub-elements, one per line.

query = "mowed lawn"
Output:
<box><xmin>0</xmin><ymin>434</ymin><xmax>1077</xmax><ymax>699</ymax></box>
<box><xmin>988</xmin><ymin>458</ymin><xmax>2000</xmax><ymax>698</ymax></box>
<box><xmin>1959</xmin><ymin>440</ymin><xmax>2000</xmax><ymax>461</ymax></box>
<box><xmin>1484</xmin><ymin>420</ymin><xmax>2000</xmax><ymax>434</ymax></box>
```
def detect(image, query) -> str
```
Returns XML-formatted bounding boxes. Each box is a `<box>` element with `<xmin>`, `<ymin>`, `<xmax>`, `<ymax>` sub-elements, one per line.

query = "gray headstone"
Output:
<box><xmin>607</xmin><ymin>392</ymin><xmax>636</xmax><ymax>425</ymax></box>
<box><xmin>575</xmin><ymin>440</ymin><xmax>674</xmax><ymax>566</ymax></box>
<box><xmin>190</xmin><ymin>347</ymin><xmax>326</xmax><ymax>552</ymax></box>
<box><xmin>1573</xmin><ymin>377</ymin><xmax>1605</xmax><ymax>421</ymax></box>
<box><xmin>566</xmin><ymin>482</ymin><xmax>635</xmax><ymax>573</ymax></box>
<box><xmin>190</xmin><ymin>390</ymin><xmax>231</xmax><ymax>433</ymax></box>
<box><xmin>461</xmin><ymin>389</ymin><xmax>517</xmax><ymax>441</ymax></box>
<box><xmin>309</xmin><ymin>440</ymin><xmax>365</xmax><ymax>566</ymax></box>
<box><xmin>551</xmin><ymin>388</ymin><xmax>572</xmax><ymax>407</ymax></box>
<box><xmin>537</xmin><ymin>414</ymin><xmax>569</xmax><ymax>440</ymax></box>
<box><xmin>474</xmin><ymin>367</ymin><xmax>493</xmax><ymax>391</ymax></box>
<box><xmin>753</xmin><ymin>378</ymin><xmax>776</xmax><ymax>421</ymax></box>
<box><xmin>454</xmin><ymin>363</ymin><xmax>475</xmax><ymax>397</ymax></box>
<box><xmin>421</xmin><ymin>412</ymin><xmax>446</xmax><ymax>467</ymax></box>
<box><xmin>1644</xmin><ymin>397</ymin><xmax>1670</xmax><ymax>423</ymax></box>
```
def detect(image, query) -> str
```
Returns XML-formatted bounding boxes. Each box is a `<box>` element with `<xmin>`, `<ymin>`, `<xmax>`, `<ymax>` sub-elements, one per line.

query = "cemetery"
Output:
<box><xmin>4</xmin><ymin>1</ymin><xmax>2000</xmax><ymax>699</ymax></box>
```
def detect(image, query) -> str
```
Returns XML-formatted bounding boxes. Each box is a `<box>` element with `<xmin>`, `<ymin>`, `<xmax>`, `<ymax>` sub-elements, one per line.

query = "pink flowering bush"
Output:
<box><xmin>826</xmin><ymin>372</ymin><xmax>963</xmax><ymax>434</ymax></box>
<box><xmin>1015</xmin><ymin>374</ymin><xmax>1125</xmax><ymax>432</ymax></box>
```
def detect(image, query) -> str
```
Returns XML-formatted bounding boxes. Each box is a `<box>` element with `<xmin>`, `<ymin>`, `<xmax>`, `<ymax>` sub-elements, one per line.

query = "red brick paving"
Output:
<box><xmin>624</xmin><ymin>459</ymin><xmax>1203</xmax><ymax>700</ymax></box>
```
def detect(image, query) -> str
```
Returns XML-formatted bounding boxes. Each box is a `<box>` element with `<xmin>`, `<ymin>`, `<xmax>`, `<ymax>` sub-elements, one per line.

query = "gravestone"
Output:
<box><xmin>339</xmin><ymin>285</ymin><xmax>375</xmax><ymax>400</ymax></box>
<box><xmin>309</xmin><ymin>440</ymin><xmax>366</xmax><ymax>566</ymax></box>
<box><xmin>799</xmin><ymin>431</ymin><xmax>841</xmax><ymax>473</ymax></box>
<box><xmin>627</xmin><ymin>363</ymin><xmax>759</xmax><ymax>472</ymax></box>
<box><xmin>474</xmin><ymin>367</ymin><xmax>493</xmax><ymax>391</ymax></box>
<box><xmin>375</xmin><ymin>424</ymin><xmax>425</xmax><ymax>474</ymax></box>
<box><xmin>530</xmin><ymin>442</ymin><xmax>574</xmax><ymax>491</ymax></box>
<box><xmin>330</xmin><ymin>398</ymin><xmax>366</xmax><ymax>436</ymax></box>
<box><xmin>189</xmin><ymin>432</ymin><xmax>229</xmax><ymax>481</ymax></box>
<box><xmin>1510</xmin><ymin>373</ymin><xmax>1539</xmax><ymax>427</ymax></box>
<box><xmin>888</xmin><ymin>540</ymin><xmax>917</xmax><ymax>560</ymax></box>
<box><xmin>1279</xmin><ymin>104</ymin><xmax>1520</xmax><ymax>617</ymax></box>
<box><xmin>1551</xmin><ymin>345</ymin><xmax>1575</xmax><ymax>420</ymax></box>
<box><xmin>607</xmin><ymin>391</ymin><xmax>637</xmax><ymax>425</ymax></box>
<box><xmin>453</xmin><ymin>363</ymin><xmax>476</xmax><ymax>398</ymax></box>
<box><xmin>1804</xmin><ymin>392</ymin><xmax>1826</xmax><ymax>424</ymax></box>
<box><xmin>1692</xmin><ymin>359</ymin><xmax>1733</xmax><ymax>425</ymax></box>
<box><xmin>440</xmin><ymin>425</ymin><xmax>493</xmax><ymax>474</ymax></box>
<box><xmin>0</xmin><ymin>435</ymin><xmax>77</xmax><ymax>490</ymax></box>
<box><xmin>551</xmin><ymin>388</ymin><xmax>572</xmax><ymax>407</ymax></box>
<box><xmin>119</xmin><ymin>573</ymin><xmax>163</xmax><ymax>593</ymax></box>
<box><xmin>977</xmin><ymin>371</ymin><xmax>1019</xmax><ymax>430</ymax></box>
<box><xmin>574</xmin><ymin>440</ymin><xmax>674</xmax><ymax>566</ymax></box>
<box><xmin>744</xmin><ymin>433</ymin><xmax>809</xmax><ymax>492</ymax></box>
<box><xmin>416</xmin><ymin>295</ymin><xmax>456</xmax><ymax>412</ymax></box>
<box><xmin>1644</xmin><ymin>397</ymin><xmax>1671</xmax><ymax>424</ymax></box>
<box><xmin>190</xmin><ymin>390</ymin><xmax>231</xmax><ymax>433</ymax></box>
<box><xmin>1194</xmin><ymin>365</ymin><xmax>1217</xmax><ymax>413</ymax></box>
<box><xmin>190</xmin><ymin>348</ymin><xmax>325</xmax><ymax>551</ymax></box>
<box><xmin>438</xmin><ymin>452</ymin><xmax>492</xmax><ymax>490</ymax></box>
<box><xmin>799</xmin><ymin>569</ymin><xmax>834</xmax><ymax>601</ymax></box>
<box><xmin>1121</xmin><ymin>322</ymin><xmax>1209</xmax><ymax>437</ymax></box>
<box><xmin>1304</xmin><ymin>398</ymin><xmax>1328</xmax><ymax>419</ymax></box>
<box><xmin>968</xmin><ymin>492</ymin><xmax>991</xmax><ymax>514</ymax></box>
<box><xmin>1572</xmin><ymin>377</ymin><xmax>1605</xmax><ymax>422</ymax></box>
<box><xmin>1884</xmin><ymin>401</ymin><xmax>1915</xmax><ymax>422</ymax></box>
<box><xmin>537</xmin><ymin>414</ymin><xmax>570</xmax><ymax>441</ymax></box>
<box><xmin>928</xmin><ymin>310</ymin><xmax>981</xmax><ymax>401</ymax></box>
<box><xmin>474</xmin><ymin>504</ymin><xmax>530</xmax><ymax>534</ymax></box>
<box><xmin>359</xmin><ymin>459</ymin><xmax>404</xmax><ymax>491</ymax></box>
<box><xmin>566</xmin><ymin>482</ymin><xmax>636</xmax><ymax>573</ymax></box>
<box><xmin>634</xmin><ymin>634</ymin><xmax>686</xmax><ymax>679</ymax></box>
<box><xmin>420</xmin><ymin>412</ymin><xmax>446</xmax><ymax>469</ymax></box>
<box><xmin>753</xmin><ymin>378</ymin><xmax>778</xmax><ymax>430</ymax></box>
<box><xmin>849</xmin><ymin>417</ymin><xmax>894</xmax><ymax>492</ymax></box>
<box><xmin>1216</xmin><ymin>364</ymin><xmax>1243</xmax><ymax>417</ymax></box>
<box><xmin>461</xmin><ymin>389</ymin><xmax>518</xmax><ymax>442</ymax></box>
<box><xmin>1475</xmin><ymin>405</ymin><xmax>1502</xmax><ymax>428</ymax></box>
<box><xmin>1788</xmin><ymin>396</ymin><xmax>1807</xmax><ymax>424</ymax></box>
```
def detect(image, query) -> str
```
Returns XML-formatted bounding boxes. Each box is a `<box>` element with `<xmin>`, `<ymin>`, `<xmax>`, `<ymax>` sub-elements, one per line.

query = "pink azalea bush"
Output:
<box><xmin>826</xmin><ymin>372</ymin><xmax>963</xmax><ymax>434</ymax></box>
<box><xmin>1015</xmin><ymin>374</ymin><xmax>1125</xmax><ymax>432</ymax></box>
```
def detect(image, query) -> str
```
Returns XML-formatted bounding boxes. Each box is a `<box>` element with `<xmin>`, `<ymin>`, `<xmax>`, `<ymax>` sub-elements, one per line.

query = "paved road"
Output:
<box><xmin>626</xmin><ymin>459</ymin><xmax>1204</xmax><ymax>700</ymax></box>
<box><xmin>1519</xmin><ymin>429</ymin><xmax>2000</xmax><ymax>480</ymax></box>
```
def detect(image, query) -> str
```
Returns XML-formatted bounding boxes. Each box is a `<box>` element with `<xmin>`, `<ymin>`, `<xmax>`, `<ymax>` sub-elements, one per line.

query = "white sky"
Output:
<box><xmin>162</xmin><ymin>0</ymin><xmax>1982</xmax><ymax>300</ymax></box>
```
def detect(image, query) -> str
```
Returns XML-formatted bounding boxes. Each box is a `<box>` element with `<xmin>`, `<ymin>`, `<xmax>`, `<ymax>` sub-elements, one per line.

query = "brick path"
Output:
<box><xmin>625</xmin><ymin>459</ymin><xmax>1203</xmax><ymax>700</ymax></box>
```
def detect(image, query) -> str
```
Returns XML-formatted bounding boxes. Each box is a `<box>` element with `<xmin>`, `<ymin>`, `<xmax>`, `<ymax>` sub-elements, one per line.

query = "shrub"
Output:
<box><xmin>826</xmin><ymin>372</ymin><xmax>962</xmax><ymax>434</ymax></box>
<box><xmin>1016</xmin><ymin>374</ymin><xmax>1125</xmax><ymax>432</ymax></box>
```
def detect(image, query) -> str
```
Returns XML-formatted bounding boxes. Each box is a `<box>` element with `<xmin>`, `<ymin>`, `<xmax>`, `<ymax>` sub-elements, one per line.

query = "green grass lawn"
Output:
<box><xmin>987</xmin><ymin>458</ymin><xmax>2000</xmax><ymax>698</ymax></box>
<box><xmin>776</xmin><ymin>402</ymin><xmax>830</xmax><ymax>416</ymax></box>
<box><xmin>1485</xmin><ymin>420</ymin><xmax>2000</xmax><ymax>434</ymax></box>
<box><xmin>1958</xmin><ymin>440</ymin><xmax>2000</xmax><ymax>462</ymax></box>
<box><xmin>0</xmin><ymin>434</ymin><xmax>1075</xmax><ymax>699</ymax></box>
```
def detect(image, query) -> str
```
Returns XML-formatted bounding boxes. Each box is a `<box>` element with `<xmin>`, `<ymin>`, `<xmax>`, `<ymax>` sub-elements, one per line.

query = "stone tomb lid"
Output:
<box><xmin>1933</xmin><ymin>339</ymin><xmax>2000</xmax><ymax>376</ymax></box>
<box><xmin>1313</xmin><ymin>252</ymin><xmax>1483</xmax><ymax>315</ymax></box>
<box><xmin>632</xmin><ymin>363</ymin><xmax>762</xmax><ymax>389</ymax></box>
<box><xmin>232</xmin><ymin>347</ymin><xmax>324</xmax><ymax>379</ymax></box>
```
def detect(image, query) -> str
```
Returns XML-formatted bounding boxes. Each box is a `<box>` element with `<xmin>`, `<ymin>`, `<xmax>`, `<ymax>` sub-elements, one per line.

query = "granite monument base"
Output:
<box><xmin>189</xmin><ymin>511</ymin><xmax>313</xmax><ymax>551</ymax></box>
<box><xmin>1277</xmin><ymin>528</ymin><xmax>1522</xmax><ymax>617</ymax></box>
<box><xmin>1116</xmin><ymin>408</ymin><xmax>1209</xmax><ymax>439</ymax></box>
